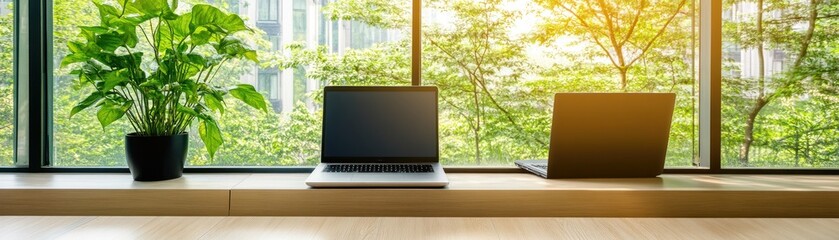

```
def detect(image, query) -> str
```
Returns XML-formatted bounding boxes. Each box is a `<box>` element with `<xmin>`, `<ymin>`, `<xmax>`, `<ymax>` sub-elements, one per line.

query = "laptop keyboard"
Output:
<box><xmin>324</xmin><ymin>164</ymin><xmax>434</xmax><ymax>173</ymax></box>
<box><xmin>533</xmin><ymin>164</ymin><xmax>548</xmax><ymax>170</ymax></box>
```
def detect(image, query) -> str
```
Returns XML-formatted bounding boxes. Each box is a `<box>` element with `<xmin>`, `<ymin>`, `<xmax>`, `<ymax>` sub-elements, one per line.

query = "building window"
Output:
<box><xmin>258</xmin><ymin>72</ymin><xmax>279</xmax><ymax>100</ymax></box>
<box><xmin>258</xmin><ymin>0</ymin><xmax>279</xmax><ymax>21</ymax></box>
<box><xmin>331</xmin><ymin>20</ymin><xmax>339</xmax><ymax>52</ymax></box>
<box><xmin>293</xmin><ymin>66</ymin><xmax>307</xmax><ymax>107</ymax></box>
<box><xmin>269</xmin><ymin>35</ymin><xmax>281</xmax><ymax>51</ymax></box>
<box><xmin>319</xmin><ymin>5</ymin><xmax>328</xmax><ymax>46</ymax></box>
<box><xmin>293</xmin><ymin>0</ymin><xmax>307</xmax><ymax>42</ymax></box>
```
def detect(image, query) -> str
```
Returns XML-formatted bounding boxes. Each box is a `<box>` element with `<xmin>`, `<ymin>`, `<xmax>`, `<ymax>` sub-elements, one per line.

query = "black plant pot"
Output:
<box><xmin>125</xmin><ymin>133</ymin><xmax>188</xmax><ymax>181</ymax></box>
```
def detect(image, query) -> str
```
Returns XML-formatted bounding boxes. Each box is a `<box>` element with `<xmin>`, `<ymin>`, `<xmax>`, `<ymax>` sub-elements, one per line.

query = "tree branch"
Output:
<box><xmin>626</xmin><ymin>0</ymin><xmax>687</xmax><ymax>67</ymax></box>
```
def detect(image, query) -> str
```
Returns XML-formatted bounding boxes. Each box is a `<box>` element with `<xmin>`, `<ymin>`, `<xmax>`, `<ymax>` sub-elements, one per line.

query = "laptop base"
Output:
<box><xmin>515</xmin><ymin>160</ymin><xmax>549</xmax><ymax>178</ymax></box>
<box><xmin>306</xmin><ymin>163</ymin><xmax>449</xmax><ymax>188</ymax></box>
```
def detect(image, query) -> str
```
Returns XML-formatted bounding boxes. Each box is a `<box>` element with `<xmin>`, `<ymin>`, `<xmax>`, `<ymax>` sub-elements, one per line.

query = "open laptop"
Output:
<box><xmin>305</xmin><ymin>86</ymin><xmax>449</xmax><ymax>187</ymax></box>
<box><xmin>516</xmin><ymin>93</ymin><xmax>676</xmax><ymax>178</ymax></box>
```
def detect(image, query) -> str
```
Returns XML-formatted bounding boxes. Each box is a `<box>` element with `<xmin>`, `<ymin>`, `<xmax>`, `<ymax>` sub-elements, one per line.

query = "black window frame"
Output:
<box><xmin>2</xmin><ymin>0</ymin><xmax>838</xmax><ymax>175</ymax></box>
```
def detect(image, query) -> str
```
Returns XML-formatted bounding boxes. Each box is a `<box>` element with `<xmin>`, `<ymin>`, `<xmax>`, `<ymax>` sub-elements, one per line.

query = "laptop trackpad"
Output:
<box><xmin>351</xmin><ymin>173</ymin><xmax>406</xmax><ymax>182</ymax></box>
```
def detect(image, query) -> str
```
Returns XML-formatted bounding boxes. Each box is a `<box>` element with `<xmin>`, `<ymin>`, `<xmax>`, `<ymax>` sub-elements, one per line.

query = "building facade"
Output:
<box><xmin>221</xmin><ymin>0</ymin><xmax>402</xmax><ymax>113</ymax></box>
<box><xmin>722</xmin><ymin>2</ymin><xmax>793</xmax><ymax>80</ymax></box>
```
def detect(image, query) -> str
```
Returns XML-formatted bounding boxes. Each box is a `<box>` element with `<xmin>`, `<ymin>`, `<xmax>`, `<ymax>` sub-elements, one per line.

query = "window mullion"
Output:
<box><xmin>699</xmin><ymin>0</ymin><xmax>722</xmax><ymax>171</ymax></box>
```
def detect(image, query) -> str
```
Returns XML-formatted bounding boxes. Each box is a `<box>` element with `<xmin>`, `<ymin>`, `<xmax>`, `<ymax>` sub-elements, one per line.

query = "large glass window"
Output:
<box><xmin>22</xmin><ymin>0</ymin><xmax>839</xmax><ymax>170</ymax></box>
<box><xmin>51</xmin><ymin>0</ymin><xmax>411</xmax><ymax>166</ymax></box>
<box><xmin>722</xmin><ymin>0</ymin><xmax>839</xmax><ymax>168</ymax></box>
<box><xmin>0</xmin><ymin>0</ymin><xmax>13</xmax><ymax>166</ymax></box>
<box><xmin>422</xmin><ymin>0</ymin><xmax>699</xmax><ymax>166</ymax></box>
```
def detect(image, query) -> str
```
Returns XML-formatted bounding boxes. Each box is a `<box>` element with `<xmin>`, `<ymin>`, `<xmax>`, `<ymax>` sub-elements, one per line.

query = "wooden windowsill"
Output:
<box><xmin>1</xmin><ymin>173</ymin><xmax>838</xmax><ymax>217</ymax></box>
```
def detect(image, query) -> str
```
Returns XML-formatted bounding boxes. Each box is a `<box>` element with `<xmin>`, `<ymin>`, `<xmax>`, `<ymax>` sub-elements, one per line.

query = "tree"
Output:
<box><xmin>534</xmin><ymin>0</ymin><xmax>689</xmax><ymax>91</ymax></box>
<box><xmin>723</xmin><ymin>0</ymin><xmax>839</xmax><ymax>165</ymax></box>
<box><xmin>422</xmin><ymin>0</ymin><xmax>548</xmax><ymax>164</ymax></box>
<box><xmin>0</xmin><ymin>7</ymin><xmax>13</xmax><ymax>165</ymax></box>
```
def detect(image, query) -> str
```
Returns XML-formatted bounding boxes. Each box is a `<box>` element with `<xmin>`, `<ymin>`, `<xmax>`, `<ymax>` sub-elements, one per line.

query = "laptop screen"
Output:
<box><xmin>321</xmin><ymin>87</ymin><xmax>438</xmax><ymax>163</ymax></box>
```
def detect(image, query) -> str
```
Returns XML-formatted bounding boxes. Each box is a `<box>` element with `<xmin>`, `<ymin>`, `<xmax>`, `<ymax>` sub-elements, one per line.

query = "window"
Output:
<box><xmin>0</xmin><ymin>0</ymin><xmax>13</xmax><ymax>166</ymax></box>
<box><xmin>319</xmin><ymin>4</ymin><xmax>327</xmax><ymax>46</ymax></box>
<box><xmin>207</xmin><ymin>0</ymin><xmax>240</xmax><ymax>14</ymax></box>
<box><xmin>422</xmin><ymin>0</ymin><xmax>699</xmax><ymax>166</ymax></box>
<box><xmin>293</xmin><ymin>0</ymin><xmax>307</xmax><ymax>42</ymax></box>
<box><xmin>258</xmin><ymin>72</ymin><xmax>279</xmax><ymax>100</ymax></box>
<box><xmin>269</xmin><ymin>35</ymin><xmax>281</xmax><ymax>51</ymax></box>
<box><xmin>258</xmin><ymin>0</ymin><xmax>279</xmax><ymax>21</ymax></box>
<box><xmin>293</xmin><ymin>66</ymin><xmax>308</xmax><ymax>107</ymax></box>
<box><xmin>722</xmin><ymin>0</ymin><xmax>839</xmax><ymax>168</ymax></box>
<box><xmin>29</xmin><ymin>0</ymin><xmax>835</xmax><ymax>171</ymax></box>
<box><xmin>331</xmin><ymin>19</ymin><xmax>340</xmax><ymax>52</ymax></box>
<box><xmin>51</xmin><ymin>0</ymin><xmax>411</xmax><ymax>167</ymax></box>
<box><xmin>228</xmin><ymin>0</ymin><xmax>240</xmax><ymax>14</ymax></box>
<box><xmin>257</xmin><ymin>71</ymin><xmax>281</xmax><ymax>113</ymax></box>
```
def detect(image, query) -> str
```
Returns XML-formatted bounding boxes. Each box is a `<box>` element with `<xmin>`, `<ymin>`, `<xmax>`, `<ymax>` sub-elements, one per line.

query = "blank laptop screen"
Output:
<box><xmin>322</xmin><ymin>88</ymin><xmax>438</xmax><ymax>161</ymax></box>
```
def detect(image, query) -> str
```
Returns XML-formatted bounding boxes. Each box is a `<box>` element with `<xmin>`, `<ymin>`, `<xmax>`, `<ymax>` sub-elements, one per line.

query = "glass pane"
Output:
<box><xmin>293</xmin><ymin>0</ymin><xmax>307</xmax><ymax>42</ymax></box>
<box><xmin>52</xmin><ymin>0</ymin><xmax>411</xmax><ymax>166</ymax></box>
<box><xmin>258</xmin><ymin>0</ymin><xmax>270</xmax><ymax>20</ymax></box>
<box><xmin>423</xmin><ymin>0</ymin><xmax>699</xmax><ymax>166</ymax></box>
<box><xmin>293</xmin><ymin>66</ymin><xmax>307</xmax><ymax>106</ymax></box>
<box><xmin>722</xmin><ymin>0</ymin><xmax>839</xmax><ymax>168</ymax></box>
<box><xmin>269</xmin><ymin>35</ymin><xmax>281</xmax><ymax>51</ymax></box>
<box><xmin>0</xmin><ymin>0</ymin><xmax>13</xmax><ymax>166</ymax></box>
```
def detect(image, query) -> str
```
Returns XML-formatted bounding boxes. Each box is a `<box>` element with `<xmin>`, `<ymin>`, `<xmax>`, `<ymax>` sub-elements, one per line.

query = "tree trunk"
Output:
<box><xmin>738</xmin><ymin>0</ymin><xmax>766</xmax><ymax>166</ymax></box>
<box><xmin>794</xmin><ymin>136</ymin><xmax>800</xmax><ymax>167</ymax></box>
<box><xmin>619</xmin><ymin>68</ymin><xmax>628</xmax><ymax>91</ymax></box>
<box><xmin>472</xmin><ymin>79</ymin><xmax>482</xmax><ymax>164</ymax></box>
<box><xmin>737</xmin><ymin>0</ymin><xmax>819</xmax><ymax>165</ymax></box>
<box><xmin>739</xmin><ymin>99</ymin><xmax>767</xmax><ymax>165</ymax></box>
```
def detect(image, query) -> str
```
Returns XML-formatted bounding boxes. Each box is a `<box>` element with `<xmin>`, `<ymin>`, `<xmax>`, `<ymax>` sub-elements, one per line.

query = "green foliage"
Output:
<box><xmin>721</xmin><ymin>0</ymin><xmax>839</xmax><ymax>167</ymax></box>
<box><xmin>62</xmin><ymin>0</ymin><xmax>265</xmax><ymax>158</ymax></box>
<box><xmin>28</xmin><ymin>0</ymin><xmax>836</xmax><ymax>168</ymax></box>
<box><xmin>0</xmin><ymin>6</ymin><xmax>13</xmax><ymax>166</ymax></box>
<box><xmin>322</xmin><ymin>0</ymin><xmax>410</xmax><ymax>29</ymax></box>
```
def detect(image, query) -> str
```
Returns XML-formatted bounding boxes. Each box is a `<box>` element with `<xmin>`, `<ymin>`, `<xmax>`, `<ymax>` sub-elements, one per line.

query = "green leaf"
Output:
<box><xmin>96</xmin><ymin>33</ymin><xmax>124</xmax><ymax>52</ymax></box>
<box><xmin>176</xmin><ymin>105</ymin><xmax>199</xmax><ymax>118</ymax></box>
<box><xmin>185</xmin><ymin>53</ymin><xmax>207</xmax><ymax>66</ymax></box>
<box><xmin>177</xmin><ymin>104</ymin><xmax>212</xmax><ymax>121</ymax></box>
<box><xmin>131</xmin><ymin>0</ymin><xmax>171</xmax><ymax>17</ymax></box>
<box><xmin>204</xmin><ymin>93</ymin><xmax>225</xmax><ymax>115</ymax></box>
<box><xmin>199</xmin><ymin>118</ymin><xmax>223</xmax><ymax>159</ymax></box>
<box><xmin>216</xmin><ymin>38</ymin><xmax>258</xmax><ymax>62</ymax></box>
<box><xmin>229</xmin><ymin>84</ymin><xmax>268</xmax><ymax>112</ymax></box>
<box><xmin>66</xmin><ymin>41</ymin><xmax>86</xmax><ymax>53</ymax></box>
<box><xmin>190</xmin><ymin>29</ymin><xmax>212</xmax><ymax>45</ymax></box>
<box><xmin>97</xmin><ymin>100</ymin><xmax>132</xmax><ymax>129</ymax></box>
<box><xmin>60</xmin><ymin>53</ymin><xmax>90</xmax><ymax>67</ymax></box>
<box><xmin>190</xmin><ymin>4</ymin><xmax>249</xmax><ymax>34</ymax></box>
<box><xmin>70</xmin><ymin>92</ymin><xmax>105</xmax><ymax>118</ymax></box>
<box><xmin>100</xmin><ymin>69</ymin><xmax>129</xmax><ymax>92</ymax></box>
<box><xmin>243</xmin><ymin>50</ymin><xmax>258</xmax><ymax>62</ymax></box>
<box><xmin>93</xmin><ymin>2</ymin><xmax>120</xmax><ymax>25</ymax></box>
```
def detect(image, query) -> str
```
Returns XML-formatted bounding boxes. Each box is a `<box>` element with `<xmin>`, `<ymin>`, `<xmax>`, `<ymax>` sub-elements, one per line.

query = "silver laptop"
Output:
<box><xmin>305</xmin><ymin>86</ymin><xmax>449</xmax><ymax>187</ymax></box>
<box><xmin>516</xmin><ymin>93</ymin><xmax>676</xmax><ymax>178</ymax></box>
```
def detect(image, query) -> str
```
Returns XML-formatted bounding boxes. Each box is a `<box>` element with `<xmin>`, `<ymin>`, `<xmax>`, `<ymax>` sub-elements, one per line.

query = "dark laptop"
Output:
<box><xmin>305</xmin><ymin>86</ymin><xmax>449</xmax><ymax>187</ymax></box>
<box><xmin>516</xmin><ymin>93</ymin><xmax>676</xmax><ymax>178</ymax></box>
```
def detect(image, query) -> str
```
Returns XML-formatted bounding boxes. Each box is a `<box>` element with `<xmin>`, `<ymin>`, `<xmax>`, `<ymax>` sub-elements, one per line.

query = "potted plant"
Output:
<box><xmin>63</xmin><ymin>0</ymin><xmax>267</xmax><ymax>181</ymax></box>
